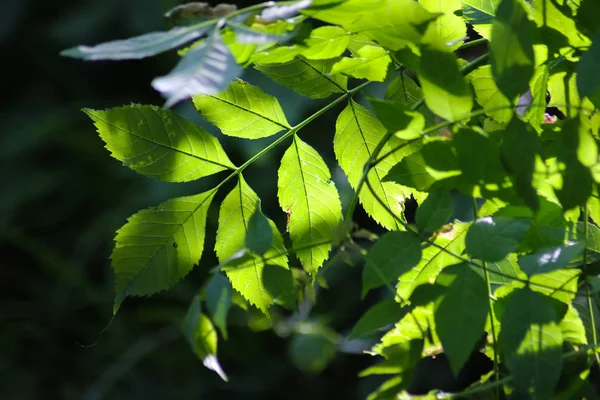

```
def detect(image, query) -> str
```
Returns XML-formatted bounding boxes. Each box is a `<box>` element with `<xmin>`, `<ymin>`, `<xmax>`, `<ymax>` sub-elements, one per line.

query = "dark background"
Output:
<box><xmin>1</xmin><ymin>1</ymin><xmax>397</xmax><ymax>398</ymax></box>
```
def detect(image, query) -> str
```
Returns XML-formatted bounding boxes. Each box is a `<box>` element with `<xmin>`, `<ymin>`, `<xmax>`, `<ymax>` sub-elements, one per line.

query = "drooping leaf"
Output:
<box><xmin>204</xmin><ymin>273</ymin><xmax>233</xmax><ymax>339</ymax></box>
<box><xmin>420</xmin><ymin>0</ymin><xmax>467</xmax><ymax>49</ymax></box>
<box><xmin>490</xmin><ymin>0</ymin><xmax>535</xmax><ymax>99</ymax></box>
<box><xmin>61</xmin><ymin>24</ymin><xmax>214</xmax><ymax>60</ymax></box>
<box><xmin>152</xmin><ymin>31</ymin><xmax>242</xmax><ymax>107</ymax></box>
<box><xmin>578</xmin><ymin>32</ymin><xmax>600</xmax><ymax>110</ymax></box>
<box><xmin>349</xmin><ymin>299</ymin><xmax>406</xmax><ymax>339</ymax></box>
<box><xmin>331</xmin><ymin>45</ymin><xmax>391</xmax><ymax>82</ymax></box>
<box><xmin>499</xmin><ymin>287</ymin><xmax>563</xmax><ymax>397</ymax></box>
<box><xmin>415</xmin><ymin>189</ymin><xmax>452</xmax><ymax>233</ymax></box>
<box><xmin>84</xmin><ymin>105</ymin><xmax>234</xmax><ymax>182</ymax></box>
<box><xmin>255</xmin><ymin>57</ymin><xmax>347</xmax><ymax>98</ymax></box>
<box><xmin>193</xmin><ymin>79</ymin><xmax>290</xmax><ymax>139</ymax></box>
<box><xmin>246</xmin><ymin>201</ymin><xmax>274</xmax><ymax>255</ymax></box>
<box><xmin>112</xmin><ymin>190</ymin><xmax>216</xmax><ymax>312</ymax></box>
<box><xmin>418</xmin><ymin>47</ymin><xmax>473</xmax><ymax>121</ymax></box>
<box><xmin>182</xmin><ymin>295</ymin><xmax>228</xmax><ymax>381</ymax></box>
<box><xmin>465</xmin><ymin>216</ymin><xmax>531</xmax><ymax>262</ymax></box>
<box><xmin>397</xmin><ymin>222</ymin><xmax>468</xmax><ymax>301</ymax></box>
<box><xmin>215</xmin><ymin>176</ymin><xmax>293</xmax><ymax>313</ymax></box>
<box><xmin>467</xmin><ymin>64</ymin><xmax>514</xmax><ymax>124</ymax></box>
<box><xmin>278</xmin><ymin>136</ymin><xmax>343</xmax><ymax>274</ymax></box>
<box><xmin>435</xmin><ymin>263</ymin><xmax>489</xmax><ymax>375</ymax></box>
<box><xmin>518</xmin><ymin>242</ymin><xmax>586</xmax><ymax>277</ymax></box>
<box><xmin>260</xmin><ymin>0</ymin><xmax>313</xmax><ymax>22</ymax></box>
<box><xmin>335</xmin><ymin>100</ymin><xmax>422</xmax><ymax>230</ymax></box>
<box><xmin>301</xmin><ymin>26</ymin><xmax>350</xmax><ymax>60</ymax></box>
<box><xmin>363</xmin><ymin>231</ymin><xmax>423</xmax><ymax>297</ymax></box>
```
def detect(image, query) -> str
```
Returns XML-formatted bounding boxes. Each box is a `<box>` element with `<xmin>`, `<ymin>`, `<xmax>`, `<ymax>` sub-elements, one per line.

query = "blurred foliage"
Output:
<box><xmin>1</xmin><ymin>1</ymin><xmax>394</xmax><ymax>398</ymax></box>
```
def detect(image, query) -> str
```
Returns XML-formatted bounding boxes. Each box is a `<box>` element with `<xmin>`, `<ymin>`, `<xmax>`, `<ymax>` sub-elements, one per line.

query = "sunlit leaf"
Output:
<box><xmin>560</xmin><ymin>305</ymin><xmax>587</xmax><ymax>346</ymax></box>
<box><xmin>525</xmin><ymin>65</ymin><xmax>549</xmax><ymax>131</ymax></box>
<box><xmin>152</xmin><ymin>31</ymin><xmax>242</xmax><ymax>107</ymax></box>
<box><xmin>420</xmin><ymin>0</ymin><xmax>467</xmax><ymax>49</ymax></box>
<box><xmin>518</xmin><ymin>242</ymin><xmax>585</xmax><ymax>277</ymax></box>
<box><xmin>331</xmin><ymin>45</ymin><xmax>391</xmax><ymax>82</ymax></box>
<box><xmin>61</xmin><ymin>24</ymin><xmax>214</xmax><ymax>60</ymax></box>
<box><xmin>363</xmin><ymin>231</ymin><xmax>422</xmax><ymax>296</ymax></box>
<box><xmin>461</xmin><ymin>0</ymin><xmax>500</xmax><ymax>15</ymax></box>
<box><xmin>193</xmin><ymin>79</ymin><xmax>290</xmax><ymax>139</ymax></box>
<box><xmin>301</xmin><ymin>26</ymin><xmax>350</xmax><ymax>60</ymax></box>
<box><xmin>465</xmin><ymin>216</ymin><xmax>531</xmax><ymax>262</ymax></box>
<box><xmin>84</xmin><ymin>105</ymin><xmax>234</xmax><ymax>182</ymax></box>
<box><xmin>278</xmin><ymin>136</ymin><xmax>343</xmax><ymax>273</ymax></box>
<box><xmin>435</xmin><ymin>263</ymin><xmax>489</xmax><ymax>375</ymax></box>
<box><xmin>112</xmin><ymin>190</ymin><xmax>216</xmax><ymax>312</ymax></box>
<box><xmin>467</xmin><ymin>64</ymin><xmax>514</xmax><ymax>124</ymax></box>
<box><xmin>255</xmin><ymin>57</ymin><xmax>347</xmax><ymax>98</ymax></box>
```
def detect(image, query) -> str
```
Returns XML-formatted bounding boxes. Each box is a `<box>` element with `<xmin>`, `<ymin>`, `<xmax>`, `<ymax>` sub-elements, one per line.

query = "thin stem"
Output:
<box><xmin>472</xmin><ymin>196</ymin><xmax>500</xmax><ymax>399</ymax></box>
<box><xmin>457</xmin><ymin>37</ymin><xmax>489</xmax><ymax>51</ymax></box>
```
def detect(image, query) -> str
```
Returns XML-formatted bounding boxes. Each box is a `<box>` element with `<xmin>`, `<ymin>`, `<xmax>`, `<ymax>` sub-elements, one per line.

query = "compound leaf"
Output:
<box><xmin>301</xmin><ymin>26</ymin><xmax>350</xmax><ymax>60</ymax></box>
<box><xmin>331</xmin><ymin>45</ymin><xmax>391</xmax><ymax>82</ymax></box>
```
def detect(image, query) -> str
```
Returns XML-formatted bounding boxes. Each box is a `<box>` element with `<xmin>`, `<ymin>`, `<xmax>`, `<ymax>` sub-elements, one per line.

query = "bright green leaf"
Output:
<box><xmin>349</xmin><ymin>299</ymin><xmax>406</xmax><ymax>339</ymax></box>
<box><xmin>363</xmin><ymin>231</ymin><xmax>422</xmax><ymax>297</ymax></box>
<box><xmin>335</xmin><ymin>100</ymin><xmax>422</xmax><ymax>230</ymax></box>
<box><xmin>84</xmin><ymin>105</ymin><xmax>234</xmax><ymax>182</ymax></box>
<box><xmin>518</xmin><ymin>242</ymin><xmax>585</xmax><ymax>276</ymax></box>
<box><xmin>246</xmin><ymin>201</ymin><xmax>273</xmax><ymax>255</ymax></box>
<box><xmin>485</xmin><ymin>254</ymin><xmax>523</xmax><ymax>285</ymax></box>
<box><xmin>331</xmin><ymin>45</ymin><xmax>391</xmax><ymax>82</ymax></box>
<box><xmin>278</xmin><ymin>136</ymin><xmax>343</xmax><ymax>273</ymax></box>
<box><xmin>490</xmin><ymin>0</ymin><xmax>535</xmax><ymax>99</ymax></box>
<box><xmin>418</xmin><ymin>47</ymin><xmax>473</xmax><ymax>121</ymax></box>
<box><xmin>465</xmin><ymin>216</ymin><xmax>531</xmax><ymax>261</ymax></box>
<box><xmin>215</xmin><ymin>176</ymin><xmax>292</xmax><ymax>314</ymax></box>
<box><xmin>416</xmin><ymin>189</ymin><xmax>452</xmax><ymax>233</ymax></box>
<box><xmin>435</xmin><ymin>263</ymin><xmax>489</xmax><ymax>375</ymax></box>
<box><xmin>461</xmin><ymin>0</ymin><xmax>500</xmax><ymax>15</ymax></box>
<box><xmin>467</xmin><ymin>64</ymin><xmax>514</xmax><ymax>124</ymax></box>
<box><xmin>453</xmin><ymin>128</ymin><xmax>507</xmax><ymax>185</ymax></box>
<box><xmin>301</xmin><ymin>26</ymin><xmax>350</xmax><ymax>60</ymax></box>
<box><xmin>204</xmin><ymin>273</ymin><xmax>232</xmax><ymax>340</ymax></box>
<box><xmin>499</xmin><ymin>287</ymin><xmax>563</xmax><ymax>398</ymax></box>
<box><xmin>369</xmin><ymin>98</ymin><xmax>425</xmax><ymax>139</ymax></box>
<box><xmin>112</xmin><ymin>190</ymin><xmax>216</xmax><ymax>312</ymax></box>
<box><xmin>193</xmin><ymin>79</ymin><xmax>290</xmax><ymax>139</ymax></box>
<box><xmin>525</xmin><ymin>65</ymin><xmax>550</xmax><ymax>131</ymax></box>
<box><xmin>560</xmin><ymin>305</ymin><xmax>588</xmax><ymax>346</ymax></box>
<box><xmin>255</xmin><ymin>57</ymin><xmax>348</xmax><ymax>98</ymax></box>
<box><xmin>385</xmin><ymin>72</ymin><xmax>436</xmax><ymax>125</ymax></box>
<box><xmin>529</xmin><ymin>268</ymin><xmax>580</xmax><ymax>305</ymax></box>
<box><xmin>420</xmin><ymin>0</ymin><xmax>467</xmax><ymax>49</ymax></box>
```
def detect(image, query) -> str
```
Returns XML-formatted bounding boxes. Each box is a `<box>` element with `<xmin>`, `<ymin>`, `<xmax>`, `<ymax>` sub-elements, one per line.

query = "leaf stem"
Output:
<box><xmin>457</xmin><ymin>38</ymin><xmax>488</xmax><ymax>51</ymax></box>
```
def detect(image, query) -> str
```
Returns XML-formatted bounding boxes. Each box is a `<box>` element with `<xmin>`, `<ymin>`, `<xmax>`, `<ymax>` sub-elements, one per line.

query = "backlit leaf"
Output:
<box><xmin>204</xmin><ymin>273</ymin><xmax>233</xmax><ymax>339</ymax></box>
<box><xmin>420</xmin><ymin>0</ymin><xmax>467</xmax><ymax>49</ymax></box>
<box><xmin>466</xmin><ymin>216</ymin><xmax>531</xmax><ymax>262</ymax></box>
<box><xmin>331</xmin><ymin>45</ymin><xmax>391</xmax><ymax>82</ymax></box>
<box><xmin>518</xmin><ymin>242</ymin><xmax>585</xmax><ymax>277</ymax></box>
<box><xmin>112</xmin><ymin>190</ymin><xmax>216</xmax><ymax>312</ymax></box>
<box><xmin>349</xmin><ymin>299</ymin><xmax>406</xmax><ymax>339</ymax></box>
<box><xmin>301</xmin><ymin>26</ymin><xmax>350</xmax><ymax>60</ymax></box>
<box><xmin>193</xmin><ymin>79</ymin><xmax>290</xmax><ymax>139</ymax></box>
<box><xmin>467</xmin><ymin>64</ymin><xmax>514</xmax><ymax>124</ymax></box>
<box><xmin>84</xmin><ymin>105</ymin><xmax>234</xmax><ymax>182</ymax></box>
<box><xmin>278</xmin><ymin>136</ymin><xmax>343</xmax><ymax>273</ymax></box>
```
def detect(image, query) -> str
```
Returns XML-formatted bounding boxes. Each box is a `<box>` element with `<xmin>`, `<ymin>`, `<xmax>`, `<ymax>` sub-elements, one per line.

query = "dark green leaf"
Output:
<box><xmin>84</xmin><ymin>105</ymin><xmax>234</xmax><ymax>182</ymax></box>
<box><xmin>499</xmin><ymin>287</ymin><xmax>563</xmax><ymax>397</ymax></box>
<box><xmin>61</xmin><ymin>24</ymin><xmax>214</xmax><ymax>60</ymax></box>
<box><xmin>490</xmin><ymin>0</ymin><xmax>535</xmax><ymax>99</ymax></box>
<box><xmin>349</xmin><ymin>299</ymin><xmax>405</xmax><ymax>339</ymax></box>
<box><xmin>204</xmin><ymin>273</ymin><xmax>232</xmax><ymax>339</ymax></box>
<box><xmin>369</xmin><ymin>99</ymin><xmax>424</xmax><ymax>139</ymax></box>
<box><xmin>363</xmin><ymin>231</ymin><xmax>422</xmax><ymax>296</ymax></box>
<box><xmin>112</xmin><ymin>191</ymin><xmax>216</xmax><ymax>312</ymax></box>
<box><xmin>289</xmin><ymin>330</ymin><xmax>338</xmax><ymax>373</ymax></box>
<box><xmin>359</xmin><ymin>339</ymin><xmax>423</xmax><ymax>376</ymax></box>
<box><xmin>453</xmin><ymin>128</ymin><xmax>506</xmax><ymax>185</ymax></box>
<box><xmin>465</xmin><ymin>216</ymin><xmax>531</xmax><ymax>261</ymax></box>
<box><xmin>246</xmin><ymin>201</ymin><xmax>273</xmax><ymax>255</ymax></box>
<box><xmin>518</xmin><ymin>242</ymin><xmax>585</xmax><ymax>277</ymax></box>
<box><xmin>152</xmin><ymin>31</ymin><xmax>242</xmax><ymax>107</ymax></box>
<box><xmin>416</xmin><ymin>189</ymin><xmax>452</xmax><ymax>233</ymax></box>
<box><xmin>435</xmin><ymin>263</ymin><xmax>489</xmax><ymax>375</ymax></box>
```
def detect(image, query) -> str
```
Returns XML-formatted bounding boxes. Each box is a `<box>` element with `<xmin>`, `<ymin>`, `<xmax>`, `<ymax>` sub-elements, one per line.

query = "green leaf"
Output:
<box><xmin>301</xmin><ymin>26</ymin><xmax>350</xmax><ymax>60</ymax></box>
<box><xmin>363</xmin><ymin>231</ymin><xmax>422</xmax><ymax>296</ymax></box>
<box><xmin>461</xmin><ymin>3</ymin><xmax>494</xmax><ymax>39</ymax></box>
<box><xmin>490</xmin><ymin>0</ymin><xmax>535</xmax><ymax>99</ymax></box>
<box><xmin>499</xmin><ymin>287</ymin><xmax>563</xmax><ymax>398</ymax></box>
<box><xmin>84</xmin><ymin>105</ymin><xmax>234</xmax><ymax>182</ymax></box>
<box><xmin>260</xmin><ymin>0</ymin><xmax>312</xmax><ymax>22</ymax></box>
<box><xmin>61</xmin><ymin>24</ymin><xmax>214</xmax><ymax>60</ymax></box>
<box><xmin>331</xmin><ymin>45</ymin><xmax>391</xmax><ymax>82</ymax></box>
<box><xmin>467</xmin><ymin>64</ymin><xmax>514</xmax><ymax>124</ymax></box>
<box><xmin>397</xmin><ymin>222</ymin><xmax>468</xmax><ymax>301</ymax></box>
<box><xmin>418</xmin><ymin>47</ymin><xmax>473</xmax><ymax>121</ymax></box>
<box><xmin>335</xmin><ymin>100</ymin><xmax>421</xmax><ymax>230</ymax></box>
<box><xmin>375</xmin><ymin>303</ymin><xmax>440</xmax><ymax>354</ymax></box>
<box><xmin>415</xmin><ymin>189</ymin><xmax>453</xmax><ymax>233</ymax></box>
<box><xmin>420</xmin><ymin>0</ymin><xmax>467</xmax><ymax>49</ymax></box>
<box><xmin>369</xmin><ymin>98</ymin><xmax>425</xmax><ymax>139</ymax></box>
<box><xmin>360</xmin><ymin>339</ymin><xmax>423</xmax><ymax>377</ymax></box>
<box><xmin>204</xmin><ymin>273</ymin><xmax>232</xmax><ymax>340</ymax></box>
<box><xmin>465</xmin><ymin>216</ymin><xmax>531</xmax><ymax>262</ymax></box>
<box><xmin>547</xmin><ymin>62</ymin><xmax>581</xmax><ymax>119</ymax></box>
<box><xmin>529</xmin><ymin>268</ymin><xmax>580</xmax><ymax>305</ymax></box>
<box><xmin>349</xmin><ymin>299</ymin><xmax>406</xmax><ymax>339</ymax></box>
<box><xmin>385</xmin><ymin>72</ymin><xmax>433</xmax><ymax>123</ymax></box>
<box><xmin>560</xmin><ymin>305</ymin><xmax>588</xmax><ymax>346</ymax></box>
<box><xmin>485</xmin><ymin>254</ymin><xmax>523</xmax><ymax>285</ymax></box>
<box><xmin>152</xmin><ymin>31</ymin><xmax>242</xmax><ymax>107</ymax></box>
<box><xmin>518</xmin><ymin>242</ymin><xmax>585</xmax><ymax>277</ymax></box>
<box><xmin>278</xmin><ymin>136</ymin><xmax>343</xmax><ymax>273</ymax></box>
<box><xmin>215</xmin><ymin>176</ymin><xmax>292</xmax><ymax>313</ymax></box>
<box><xmin>227</xmin><ymin>22</ymin><xmax>293</xmax><ymax>44</ymax></box>
<box><xmin>193</xmin><ymin>79</ymin><xmax>290</xmax><ymax>139</ymax></box>
<box><xmin>500</xmin><ymin>118</ymin><xmax>541</xmax><ymax>210</ymax></box>
<box><xmin>255</xmin><ymin>57</ymin><xmax>347</xmax><ymax>98</ymax></box>
<box><xmin>453</xmin><ymin>128</ymin><xmax>506</xmax><ymax>185</ymax></box>
<box><xmin>289</xmin><ymin>329</ymin><xmax>338</xmax><ymax>373</ymax></box>
<box><xmin>435</xmin><ymin>263</ymin><xmax>489</xmax><ymax>375</ymax></box>
<box><xmin>250</xmin><ymin>44</ymin><xmax>306</xmax><ymax>65</ymax></box>
<box><xmin>112</xmin><ymin>190</ymin><xmax>216</xmax><ymax>313</ymax></box>
<box><xmin>182</xmin><ymin>295</ymin><xmax>228</xmax><ymax>381</ymax></box>
<box><xmin>461</xmin><ymin>0</ymin><xmax>500</xmax><ymax>15</ymax></box>
<box><xmin>246</xmin><ymin>201</ymin><xmax>274</xmax><ymax>255</ymax></box>
<box><xmin>525</xmin><ymin>65</ymin><xmax>550</xmax><ymax>131</ymax></box>
<box><xmin>530</xmin><ymin>0</ymin><xmax>591</xmax><ymax>50</ymax></box>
